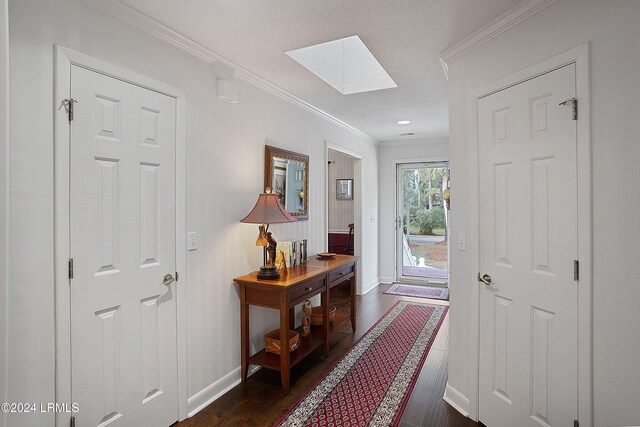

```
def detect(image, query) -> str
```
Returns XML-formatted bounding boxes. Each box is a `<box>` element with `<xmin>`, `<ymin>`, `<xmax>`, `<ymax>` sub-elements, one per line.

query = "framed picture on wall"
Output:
<box><xmin>336</xmin><ymin>179</ymin><xmax>353</xmax><ymax>200</ymax></box>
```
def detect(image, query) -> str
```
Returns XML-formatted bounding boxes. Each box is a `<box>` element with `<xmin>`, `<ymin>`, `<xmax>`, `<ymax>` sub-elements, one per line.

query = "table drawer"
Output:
<box><xmin>290</xmin><ymin>278</ymin><xmax>326</xmax><ymax>305</ymax></box>
<box><xmin>328</xmin><ymin>262</ymin><xmax>355</xmax><ymax>285</ymax></box>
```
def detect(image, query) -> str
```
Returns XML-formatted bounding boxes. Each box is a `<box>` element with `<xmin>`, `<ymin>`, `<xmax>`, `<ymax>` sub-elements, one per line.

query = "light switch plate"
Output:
<box><xmin>457</xmin><ymin>232</ymin><xmax>466</xmax><ymax>251</ymax></box>
<box><xmin>187</xmin><ymin>232</ymin><xmax>197</xmax><ymax>251</ymax></box>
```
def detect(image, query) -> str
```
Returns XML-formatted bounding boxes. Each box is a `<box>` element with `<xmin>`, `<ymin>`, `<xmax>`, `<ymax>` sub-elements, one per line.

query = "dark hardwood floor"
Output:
<box><xmin>174</xmin><ymin>283</ymin><xmax>478</xmax><ymax>427</ymax></box>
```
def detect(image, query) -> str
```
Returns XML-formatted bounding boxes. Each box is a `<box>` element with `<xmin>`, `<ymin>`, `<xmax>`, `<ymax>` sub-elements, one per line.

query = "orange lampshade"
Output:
<box><xmin>240</xmin><ymin>193</ymin><xmax>298</xmax><ymax>225</ymax></box>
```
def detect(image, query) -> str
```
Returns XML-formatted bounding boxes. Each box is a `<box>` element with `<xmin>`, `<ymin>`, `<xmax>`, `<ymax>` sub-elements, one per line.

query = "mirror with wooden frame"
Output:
<box><xmin>265</xmin><ymin>145</ymin><xmax>309</xmax><ymax>220</ymax></box>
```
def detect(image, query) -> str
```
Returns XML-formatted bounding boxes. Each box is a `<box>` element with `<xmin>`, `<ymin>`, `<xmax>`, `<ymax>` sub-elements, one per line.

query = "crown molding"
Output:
<box><xmin>81</xmin><ymin>0</ymin><xmax>373</xmax><ymax>140</ymax></box>
<box><xmin>439</xmin><ymin>0</ymin><xmax>559</xmax><ymax>78</ymax></box>
<box><xmin>379</xmin><ymin>137</ymin><xmax>449</xmax><ymax>148</ymax></box>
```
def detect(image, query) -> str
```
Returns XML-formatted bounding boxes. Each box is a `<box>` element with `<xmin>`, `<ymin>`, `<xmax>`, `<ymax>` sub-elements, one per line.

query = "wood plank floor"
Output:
<box><xmin>174</xmin><ymin>283</ymin><xmax>479</xmax><ymax>427</ymax></box>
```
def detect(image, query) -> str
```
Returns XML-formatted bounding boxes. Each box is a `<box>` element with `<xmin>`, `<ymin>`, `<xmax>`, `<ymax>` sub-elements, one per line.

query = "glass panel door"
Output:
<box><xmin>396</xmin><ymin>162</ymin><xmax>450</xmax><ymax>283</ymax></box>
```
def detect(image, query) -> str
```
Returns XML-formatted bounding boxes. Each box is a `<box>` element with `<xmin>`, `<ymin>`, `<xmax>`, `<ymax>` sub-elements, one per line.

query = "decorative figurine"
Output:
<box><xmin>266</xmin><ymin>232</ymin><xmax>277</xmax><ymax>267</ymax></box>
<box><xmin>302</xmin><ymin>300</ymin><xmax>312</xmax><ymax>337</ymax></box>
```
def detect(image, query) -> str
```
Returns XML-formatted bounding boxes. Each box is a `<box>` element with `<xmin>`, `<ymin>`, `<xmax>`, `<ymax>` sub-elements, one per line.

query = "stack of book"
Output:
<box><xmin>277</xmin><ymin>239</ymin><xmax>308</xmax><ymax>267</ymax></box>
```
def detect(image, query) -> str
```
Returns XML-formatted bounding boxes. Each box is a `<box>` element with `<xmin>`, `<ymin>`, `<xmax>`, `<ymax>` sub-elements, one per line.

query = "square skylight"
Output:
<box><xmin>286</xmin><ymin>35</ymin><xmax>397</xmax><ymax>95</ymax></box>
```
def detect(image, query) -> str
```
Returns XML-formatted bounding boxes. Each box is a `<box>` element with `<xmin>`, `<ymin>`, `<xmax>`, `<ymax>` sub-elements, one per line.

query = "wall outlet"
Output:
<box><xmin>187</xmin><ymin>232</ymin><xmax>197</xmax><ymax>251</ymax></box>
<box><xmin>457</xmin><ymin>232</ymin><xmax>466</xmax><ymax>251</ymax></box>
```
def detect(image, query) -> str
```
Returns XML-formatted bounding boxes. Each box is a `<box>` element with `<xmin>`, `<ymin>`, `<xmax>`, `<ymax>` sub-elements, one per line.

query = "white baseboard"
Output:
<box><xmin>443</xmin><ymin>382</ymin><xmax>470</xmax><ymax>417</ymax></box>
<box><xmin>378</xmin><ymin>276</ymin><xmax>394</xmax><ymax>284</ymax></box>
<box><xmin>361</xmin><ymin>277</ymin><xmax>380</xmax><ymax>295</ymax></box>
<box><xmin>187</xmin><ymin>366</ymin><xmax>260</xmax><ymax>417</ymax></box>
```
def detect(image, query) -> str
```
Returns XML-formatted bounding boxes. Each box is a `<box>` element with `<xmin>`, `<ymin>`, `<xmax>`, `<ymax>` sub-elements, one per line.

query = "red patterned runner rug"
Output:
<box><xmin>274</xmin><ymin>301</ymin><xmax>448</xmax><ymax>427</ymax></box>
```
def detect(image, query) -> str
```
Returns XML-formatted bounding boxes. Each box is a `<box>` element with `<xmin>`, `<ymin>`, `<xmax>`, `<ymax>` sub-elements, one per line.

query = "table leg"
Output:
<box><xmin>322</xmin><ymin>286</ymin><xmax>329</xmax><ymax>357</ymax></box>
<box><xmin>350</xmin><ymin>271</ymin><xmax>356</xmax><ymax>333</ymax></box>
<box><xmin>289</xmin><ymin>307</ymin><xmax>295</xmax><ymax>330</ymax></box>
<box><xmin>280</xmin><ymin>292</ymin><xmax>290</xmax><ymax>393</ymax></box>
<box><xmin>240</xmin><ymin>285</ymin><xmax>249</xmax><ymax>383</ymax></box>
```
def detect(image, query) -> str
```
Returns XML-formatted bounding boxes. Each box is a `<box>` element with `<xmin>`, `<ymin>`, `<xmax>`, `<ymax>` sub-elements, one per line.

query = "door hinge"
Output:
<box><xmin>68</xmin><ymin>258</ymin><xmax>74</xmax><ymax>280</ymax></box>
<box><xmin>63</xmin><ymin>98</ymin><xmax>78</xmax><ymax>122</ymax></box>
<box><xmin>70</xmin><ymin>415</ymin><xmax>76</xmax><ymax>427</ymax></box>
<box><xmin>574</xmin><ymin>420</ymin><xmax>579</xmax><ymax>427</ymax></box>
<box><xmin>574</xmin><ymin>260</ymin><xmax>579</xmax><ymax>281</ymax></box>
<box><xmin>559</xmin><ymin>97</ymin><xmax>577</xmax><ymax>120</ymax></box>
<box><xmin>175</xmin><ymin>271</ymin><xmax>179</xmax><ymax>282</ymax></box>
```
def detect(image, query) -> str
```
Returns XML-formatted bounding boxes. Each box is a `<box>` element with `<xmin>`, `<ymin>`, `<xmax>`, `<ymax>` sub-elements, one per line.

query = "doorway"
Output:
<box><xmin>54</xmin><ymin>46</ymin><xmax>188</xmax><ymax>426</ymax></box>
<box><xmin>327</xmin><ymin>149</ymin><xmax>356</xmax><ymax>255</ymax></box>
<box><xmin>396</xmin><ymin>162</ymin><xmax>449</xmax><ymax>284</ymax></box>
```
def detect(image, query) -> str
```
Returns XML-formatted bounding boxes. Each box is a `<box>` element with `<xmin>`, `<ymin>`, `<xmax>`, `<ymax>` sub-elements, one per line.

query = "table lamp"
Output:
<box><xmin>240</xmin><ymin>188</ymin><xmax>297</xmax><ymax>279</ymax></box>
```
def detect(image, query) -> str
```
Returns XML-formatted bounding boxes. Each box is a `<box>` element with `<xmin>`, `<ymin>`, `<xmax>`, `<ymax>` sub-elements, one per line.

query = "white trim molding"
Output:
<box><xmin>465</xmin><ymin>43</ymin><xmax>592</xmax><ymax>426</ymax></box>
<box><xmin>361</xmin><ymin>277</ymin><xmax>380</xmax><ymax>296</ymax></box>
<box><xmin>439</xmin><ymin>0</ymin><xmax>559</xmax><ymax>78</ymax></box>
<box><xmin>443</xmin><ymin>382</ymin><xmax>470</xmax><ymax>417</ymax></box>
<box><xmin>81</xmin><ymin>0</ymin><xmax>371</xmax><ymax>140</ymax></box>
<box><xmin>53</xmin><ymin>45</ymin><xmax>189</xmax><ymax>425</ymax></box>
<box><xmin>187</xmin><ymin>366</ymin><xmax>260</xmax><ymax>417</ymax></box>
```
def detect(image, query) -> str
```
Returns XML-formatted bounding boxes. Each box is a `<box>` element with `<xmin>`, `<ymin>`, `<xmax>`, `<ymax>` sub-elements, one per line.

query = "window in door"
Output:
<box><xmin>396</xmin><ymin>163</ymin><xmax>449</xmax><ymax>282</ymax></box>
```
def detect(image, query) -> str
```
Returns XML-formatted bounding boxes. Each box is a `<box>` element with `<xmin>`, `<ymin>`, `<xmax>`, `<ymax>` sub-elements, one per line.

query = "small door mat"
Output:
<box><xmin>384</xmin><ymin>283</ymin><xmax>449</xmax><ymax>301</ymax></box>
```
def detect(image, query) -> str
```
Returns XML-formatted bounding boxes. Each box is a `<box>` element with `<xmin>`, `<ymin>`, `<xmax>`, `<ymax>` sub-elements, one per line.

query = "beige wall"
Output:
<box><xmin>0</xmin><ymin>1</ymin><xmax>9</xmax><ymax>424</ymax></box>
<box><xmin>3</xmin><ymin>0</ymin><xmax>380</xmax><ymax>425</ymax></box>
<box><xmin>445</xmin><ymin>1</ymin><xmax>640</xmax><ymax>425</ymax></box>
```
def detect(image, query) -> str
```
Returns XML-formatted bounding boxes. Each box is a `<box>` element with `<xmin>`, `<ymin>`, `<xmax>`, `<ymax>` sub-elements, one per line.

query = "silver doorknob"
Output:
<box><xmin>477</xmin><ymin>273</ymin><xmax>493</xmax><ymax>286</ymax></box>
<box><xmin>163</xmin><ymin>273</ymin><xmax>175</xmax><ymax>286</ymax></box>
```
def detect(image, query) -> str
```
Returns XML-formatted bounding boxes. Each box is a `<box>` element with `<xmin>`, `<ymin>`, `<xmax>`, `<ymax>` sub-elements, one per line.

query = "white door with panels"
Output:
<box><xmin>69</xmin><ymin>65</ymin><xmax>178</xmax><ymax>426</ymax></box>
<box><xmin>478</xmin><ymin>64</ymin><xmax>578</xmax><ymax>427</ymax></box>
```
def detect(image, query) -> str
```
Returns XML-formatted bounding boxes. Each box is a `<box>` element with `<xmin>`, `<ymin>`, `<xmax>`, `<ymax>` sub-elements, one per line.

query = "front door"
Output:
<box><xmin>478</xmin><ymin>64</ymin><xmax>578</xmax><ymax>426</ymax></box>
<box><xmin>69</xmin><ymin>65</ymin><xmax>178</xmax><ymax>426</ymax></box>
<box><xmin>396</xmin><ymin>162</ymin><xmax>449</xmax><ymax>283</ymax></box>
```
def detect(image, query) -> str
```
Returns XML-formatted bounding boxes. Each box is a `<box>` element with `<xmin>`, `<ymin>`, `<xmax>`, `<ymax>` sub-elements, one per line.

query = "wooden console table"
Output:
<box><xmin>233</xmin><ymin>254</ymin><xmax>358</xmax><ymax>393</ymax></box>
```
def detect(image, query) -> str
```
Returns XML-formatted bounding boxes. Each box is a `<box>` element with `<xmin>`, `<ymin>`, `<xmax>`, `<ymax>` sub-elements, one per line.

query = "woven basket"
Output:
<box><xmin>264</xmin><ymin>329</ymin><xmax>299</xmax><ymax>354</ymax></box>
<box><xmin>310</xmin><ymin>306</ymin><xmax>337</xmax><ymax>326</ymax></box>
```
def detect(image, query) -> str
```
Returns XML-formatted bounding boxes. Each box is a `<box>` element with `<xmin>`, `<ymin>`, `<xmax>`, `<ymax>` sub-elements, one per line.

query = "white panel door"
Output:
<box><xmin>478</xmin><ymin>64</ymin><xmax>578</xmax><ymax>427</ymax></box>
<box><xmin>70</xmin><ymin>65</ymin><xmax>178</xmax><ymax>426</ymax></box>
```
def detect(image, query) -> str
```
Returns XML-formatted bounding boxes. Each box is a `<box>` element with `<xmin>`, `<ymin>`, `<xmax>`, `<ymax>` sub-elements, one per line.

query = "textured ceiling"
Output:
<box><xmin>119</xmin><ymin>0</ymin><xmax>524</xmax><ymax>141</ymax></box>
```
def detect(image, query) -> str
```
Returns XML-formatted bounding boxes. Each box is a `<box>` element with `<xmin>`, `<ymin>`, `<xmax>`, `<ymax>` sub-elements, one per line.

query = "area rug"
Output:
<box><xmin>384</xmin><ymin>283</ymin><xmax>449</xmax><ymax>301</ymax></box>
<box><xmin>274</xmin><ymin>301</ymin><xmax>448</xmax><ymax>427</ymax></box>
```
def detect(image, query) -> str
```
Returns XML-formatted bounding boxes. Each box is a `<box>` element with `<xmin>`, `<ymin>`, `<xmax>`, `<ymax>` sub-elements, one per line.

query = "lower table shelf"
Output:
<box><xmin>248</xmin><ymin>311</ymin><xmax>351</xmax><ymax>371</ymax></box>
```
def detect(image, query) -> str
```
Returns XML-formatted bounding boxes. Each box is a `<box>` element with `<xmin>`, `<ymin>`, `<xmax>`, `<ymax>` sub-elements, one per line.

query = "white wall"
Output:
<box><xmin>446</xmin><ymin>1</ymin><xmax>640</xmax><ymax>426</ymax></box>
<box><xmin>328</xmin><ymin>149</ymin><xmax>355</xmax><ymax>232</ymax></box>
<box><xmin>0</xmin><ymin>1</ymin><xmax>9</xmax><ymax>425</ymax></box>
<box><xmin>4</xmin><ymin>0</ymin><xmax>379</xmax><ymax>425</ymax></box>
<box><xmin>378</xmin><ymin>138</ymin><xmax>449</xmax><ymax>282</ymax></box>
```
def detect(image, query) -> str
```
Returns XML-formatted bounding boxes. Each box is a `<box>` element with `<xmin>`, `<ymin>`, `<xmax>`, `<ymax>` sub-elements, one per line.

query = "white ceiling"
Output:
<box><xmin>119</xmin><ymin>0</ymin><xmax>524</xmax><ymax>141</ymax></box>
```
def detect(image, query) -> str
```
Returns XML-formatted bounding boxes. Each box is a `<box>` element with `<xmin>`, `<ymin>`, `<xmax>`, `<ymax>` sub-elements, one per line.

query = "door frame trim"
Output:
<box><xmin>394</xmin><ymin>160</ymin><xmax>449</xmax><ymax>285</ymax></box>
<box><xmin>464</xmin><ymin>43</ymin><xmax>592</xmax><ymax>425</ymax></box>
<box><xmin>53</xmin><ymin>45</ymin><xmax>189</xmax><ymax>425</ymax></box>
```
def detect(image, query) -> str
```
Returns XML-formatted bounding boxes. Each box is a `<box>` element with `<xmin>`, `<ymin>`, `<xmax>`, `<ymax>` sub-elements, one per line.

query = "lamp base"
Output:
<box><xmin>257</xmin><ymin>265</ymin><xmax>280</xmax><ymax>280</ymax></box>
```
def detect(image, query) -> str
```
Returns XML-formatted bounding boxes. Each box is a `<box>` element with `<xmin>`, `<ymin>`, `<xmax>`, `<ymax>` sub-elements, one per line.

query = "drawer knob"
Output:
<box><xmin>305</xmin><ymin>287</ymin><xmax>313</xmax><ymax>291</ymax></box>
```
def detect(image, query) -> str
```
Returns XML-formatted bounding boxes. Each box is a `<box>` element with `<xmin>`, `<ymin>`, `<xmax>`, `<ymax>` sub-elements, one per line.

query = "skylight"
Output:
<box><xmin>286</xmin><ymin>35</ymin><xmax>397</xmax><ymax>95</ymax></box>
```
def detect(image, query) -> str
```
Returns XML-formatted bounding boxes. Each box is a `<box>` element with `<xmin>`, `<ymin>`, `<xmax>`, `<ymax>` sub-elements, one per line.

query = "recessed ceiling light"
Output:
<box><xmin>397</xmin><ymin>120</ymin><xmax>411</xmax><ymax>125</ymax></box>
<box><xmin>286</xmin><ymin>35</ymin><xmax>397</xmax><ymax>95</ymax></box>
